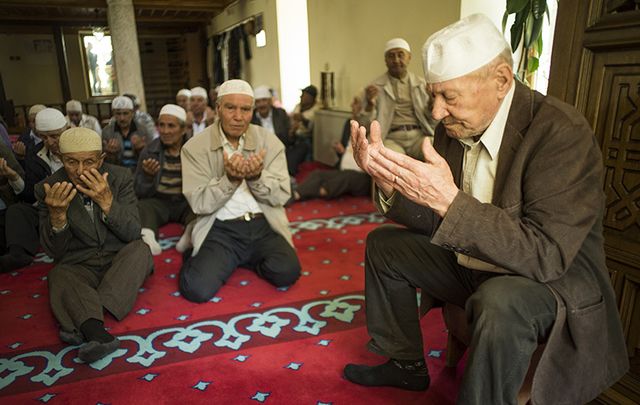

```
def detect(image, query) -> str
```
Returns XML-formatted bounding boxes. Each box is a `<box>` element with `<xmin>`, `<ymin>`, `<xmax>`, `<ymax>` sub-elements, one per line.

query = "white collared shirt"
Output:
<box><xmin>456</xmin><ymin>83</ymin><xmax>515</xmax><ymax>271</ymax></box>
<box><xmin>258</xmin><ymin>109</ymin><xmax>275</xmax><ymax>135</ymax></box>
<box><xmin>215</xmin><ymin>130</ymin><xmax>263</xmax><ymax>220</ymax></box>
<box><xmin>192</xmin><ymin>120</ymin><xmax>206</xmax><ymax>136</ymax></box>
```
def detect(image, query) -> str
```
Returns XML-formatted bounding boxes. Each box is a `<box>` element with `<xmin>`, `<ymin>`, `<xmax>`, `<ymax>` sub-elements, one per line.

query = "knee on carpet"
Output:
<box><xmin>179</xmin><ymin>275</ymin><xmax>221</xmax><ymax>303</ymax></box>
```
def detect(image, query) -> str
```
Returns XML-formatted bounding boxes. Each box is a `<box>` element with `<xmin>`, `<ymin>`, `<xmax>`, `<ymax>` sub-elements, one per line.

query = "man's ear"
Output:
<box><xmin>494</xmin><ymin>62</ymin><xmax>514</xmax><ymax>98</ymax></box>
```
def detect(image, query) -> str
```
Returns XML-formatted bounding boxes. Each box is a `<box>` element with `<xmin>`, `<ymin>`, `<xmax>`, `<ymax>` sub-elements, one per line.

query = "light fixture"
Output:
<box><xmin>92</xmin><ymin>26</ymin><xmax>105</xmax><ymax>41</ymax></box>
<box><xmin>91</xmin><ymin>8</ymin><xmax>105</xmax><ymax>41</ymax></box>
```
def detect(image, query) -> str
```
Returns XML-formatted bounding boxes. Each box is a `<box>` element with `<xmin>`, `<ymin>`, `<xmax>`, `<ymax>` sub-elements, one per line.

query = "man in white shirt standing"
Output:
<box><xmin>179</xmin><ymin>79</ymin><xmax>301</xmax><ymax>303</ymax></box>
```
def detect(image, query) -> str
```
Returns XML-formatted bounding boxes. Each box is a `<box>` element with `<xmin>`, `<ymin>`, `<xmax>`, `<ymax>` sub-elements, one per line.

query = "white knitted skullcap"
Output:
<box><xmin>29</xmin><ymin>104</ymin><xmax>47</xmax><ymax>117</ymax></box>
<box><xmin>66</xmin><ymin>100</ymin><xmax>82</xmax><ymax>113</ymax></box>
<box><xmin>111</xmin><ymin>96</ymin><xmax>134</xmax><ymax>110</ymax></box>
<box><xmin>159</xmin><ymin>104</ymin><xmax>187</xmax><ymax>122</ymax></box>
<box><xmin>217</xmin><ymin>79</ymin><xmax>254</xmax><ymax>99</ymax></box>
<box><xmin>177</xmin><ymin>88</ymin><xmax>191</xmax><ymax>98</ymax></box>
<box><xmin>190</xmin><ymin>87</ymin><xmax>208</xmax><ymax>99</ymax></box>
<box><xmin>253</xmin><ymin>85</ymin><xmax>272</xmax><ymax>100</ymax></box>
<box><xmin>59</xmin><ymin>127</ymin><xmax>102</xmax><ymax>153</ymax></box>
<box><xmin>422</xmin><ymin>13</ymin><xmax>511</xmax><ymax>84</ymax></box>
<box><xmin>384</xmin><ymin>38</ymin><xmax>411</xmax><ymax>53</ymax></box>
<box><xmin>35</xmin><ymin>108</ymin><xmax>67</xmax><ymax>132</ymax></box>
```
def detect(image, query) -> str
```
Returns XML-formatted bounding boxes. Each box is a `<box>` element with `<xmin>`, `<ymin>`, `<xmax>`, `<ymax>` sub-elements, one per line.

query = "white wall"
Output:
<box><xmin>460</xmin><ymin>0</ymin><xmax>506</xmax><ymax>32</ymax></box>
<box><xmin>307</xmin><ymin>0</ymin><xmax>460</xmax><ymax>110</ymax></box>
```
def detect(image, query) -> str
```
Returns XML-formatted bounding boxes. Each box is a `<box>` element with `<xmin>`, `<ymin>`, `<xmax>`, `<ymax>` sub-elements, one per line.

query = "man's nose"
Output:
<box><xmin>431</xmin><ymin>97</ymin><xmax>449</xmax><ymax>121</ymax></box>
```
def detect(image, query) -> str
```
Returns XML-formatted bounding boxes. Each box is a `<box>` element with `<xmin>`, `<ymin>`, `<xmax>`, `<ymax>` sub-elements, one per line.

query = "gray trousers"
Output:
<box><xmin>364</xmin><ymin>225</ymin><xmax>556</xmax><ymax>405</ymax></box>
<box><xmin>48</xmin><ymin>240</ymin><xmax>153</xmax><ymax>333</ymax></box>
<box><xmin>384</xmin><ymin>129</ymin><xmax>425</xmax><ymax>160</ymax></box>
<box><xmin>138</xmin><ymin>197</ymin><xmax>195</xmax><ymax>234</ymax></box>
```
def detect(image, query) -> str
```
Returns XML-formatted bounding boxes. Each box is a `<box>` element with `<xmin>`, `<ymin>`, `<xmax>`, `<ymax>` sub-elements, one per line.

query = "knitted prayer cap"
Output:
<box><xmin>385</xmin><ymin>38</ymin><xmax>411</xmax><ymax>53</ymax></box>
<box><xmin>217</xmin><ymin>80</ymin><xmax>254</xmax><ymax>99</ymax></box>
<box><xmin>35</xmin><ymin>108</ymin><xmax>67</xmax><ymax>132</ymax></box>
<box><xmin>159</xmin><ymin>104</ymin><xmax>187</xmax><ymax>122</ymax></box>
<box><xmin>59</xmin><ymin>127</ymin><xmax>102</xmax><ymax>153</ymax></box>
<box><xmin>66</xmin><ymin>100</ymin><xmax>82</xmax><ymax>113</ymax></box>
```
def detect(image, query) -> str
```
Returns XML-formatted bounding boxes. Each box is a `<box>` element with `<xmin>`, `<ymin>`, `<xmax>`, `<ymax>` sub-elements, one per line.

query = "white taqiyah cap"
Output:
<box><xmin>35</xmin><ymin>108</ymin><xmax>67</xmax><ymax>132</ymax></box>
<box><xmin>384</xmin><ymin>38</ymin><xmax>411</xmax><ymax>53</ymax></box>
<box><xmin>422</xmin><ymin>13</ymin><xmax>511</xmax><ymax>84</ymax></box>
<box><xmin>111</xmin><ymin>96</ymin><xmax>134</xmax><ymax>110</ymax></box>
<box><xmin>190</xmin><ymin>86</ymin><xmax>208</xmax><ymax>99</ymax></box>
<box><xmin>253</xmin><ymin>85</ymin><xmax>272</xmax><ymax>100</ymax></box>
<box><xmin>217</xmin><ymin>79</ymin><xmax>254</xmax><ymax>99</ymax></box>
<box><xmin>159</xmin><ymin>104</ymin><xmax>187</xmax><ymax>122</ymax></box>
<box><xmin>66</xmin><ymin>100</ymin><xmax>82</xmax><ymax>113</ymax></box>
<box><xmin>59</xmin><ymin>127</ymin><xmax>102</xmax><ymax>153</ymax></box>
<box><xmin>29</xmin><ymin>104</ymin><xmax>47</xmax><ymax>117</ymax></box>
<box><xmin>177</xmin><ymin>88</ymin><xmax>191</xmax><ymax>98</ymax></box>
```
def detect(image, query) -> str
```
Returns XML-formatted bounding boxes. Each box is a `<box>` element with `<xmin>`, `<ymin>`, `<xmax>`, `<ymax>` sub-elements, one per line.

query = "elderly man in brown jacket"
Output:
<box><xmin>343</xmin><ymin>14</ymin><xmax>628</xmax><ymax>405</ymax></box>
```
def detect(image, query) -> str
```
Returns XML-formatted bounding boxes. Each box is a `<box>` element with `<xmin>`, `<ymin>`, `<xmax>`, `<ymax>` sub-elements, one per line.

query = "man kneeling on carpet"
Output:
<box><xmin>35</xmin><ymin>127</ymin><xmax>153</xmax><ymax>363</ymax></box>
<box><xmin>179</xmin><ymin>79</ymin><xmax>301</xmax><ymax>303</ymax></box>
<box><xmin>135</xmin><ymin>104</ymin><xmax>195</xmax><ymax>255</ymax></box>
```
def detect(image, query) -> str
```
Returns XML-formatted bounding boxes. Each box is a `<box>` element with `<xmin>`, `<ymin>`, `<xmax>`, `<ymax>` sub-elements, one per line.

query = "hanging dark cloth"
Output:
<box><xmin>227</xmin><ymin>27</ymin><xmax>242</xmax><ymax>79</ymax></box>
<box><xmin>241</xmin><ymin>22</ymin><xmax>252</xmax><ymax>60</ymax></box>
<box><xmin>212</xmin><ymin>34</ymin><xmax>225</xmax><ymax>87</ymax></box>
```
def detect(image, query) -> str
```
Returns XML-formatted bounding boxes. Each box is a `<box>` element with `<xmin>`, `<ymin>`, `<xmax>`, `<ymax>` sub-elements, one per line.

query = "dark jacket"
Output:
<box><xmin>380</xmin><ymin>81</ymin><xmax>629</xmax><ymax>405</ymax></box>
<box><xmin>21</xmin><ymin>143</ymin><xmax>53</xmax><ymax>204</ymax></box>
<box><xmin>251</xmin><ymin>107</ymin><xmax>291</xmax><ymax>146</ymax></box>
<box><xmin>133</xmin><ymin>137</ymin><xmax>186</xmax><ymax>200</ymax></box>
<box><xmin>35</xmin><ymin>163</ymin><xmax>141</xmax><ymax>265</ymax></box>
<box><xmin>0</xmin><ymin>142</ymin><xmax>24</xmax><ymax>206</ymax></box>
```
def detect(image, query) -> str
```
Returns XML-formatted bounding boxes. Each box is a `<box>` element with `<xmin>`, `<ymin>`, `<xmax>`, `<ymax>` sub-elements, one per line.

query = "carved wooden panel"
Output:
<box><xmin>550</xmin><ymin>2</ymin><xmax>640</xmax><ymax>402</ymax></box>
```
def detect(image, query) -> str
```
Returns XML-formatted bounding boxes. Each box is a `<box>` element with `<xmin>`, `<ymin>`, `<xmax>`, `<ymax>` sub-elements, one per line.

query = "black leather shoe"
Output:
<box><xmin>344</xmin><ymin>359</ymin><xmax>430</xmax><ymax>391</ymax></box>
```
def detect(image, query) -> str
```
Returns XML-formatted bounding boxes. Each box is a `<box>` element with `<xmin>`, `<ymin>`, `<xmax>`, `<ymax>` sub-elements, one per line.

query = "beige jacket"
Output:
<box><xmin>181</xmin><ymin>122</ymin><xmax>292</xmax><ymax>256</ymax></box>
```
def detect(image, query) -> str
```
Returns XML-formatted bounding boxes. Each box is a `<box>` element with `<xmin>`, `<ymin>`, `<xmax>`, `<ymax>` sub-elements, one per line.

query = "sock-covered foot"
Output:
<box><xmin>78</xmin><ymin>318</ymin><xmax>119</xmax><ymax>363</ymax></box>
<box><xmin>141</xmin><ymin>228</ymin><xmax>162</xmax><ymax>255</ymax></box>
<box><xmin>0</xmin><ymin>247</ymin><xmax>33</xmax><ymax>273</ymax></box>
<box><xmin>176</xmin><ymin>221</ymin><xmax>194</xmax><ymax>253</ymax></box>
<box><xmin>344</xmin><ymin>358</ymin><xmax>430</xmax><ymax>391</ymax></box>
<box><xmin>78</xmin><ymin>338</ymin><xmax>120</xmax><ymax>363</ymax></box>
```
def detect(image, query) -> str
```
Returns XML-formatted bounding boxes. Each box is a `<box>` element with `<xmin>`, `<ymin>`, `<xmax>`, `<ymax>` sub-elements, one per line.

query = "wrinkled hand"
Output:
<box><xmin>350</xmin><ymin>120</ymin><xmax>393</xmax><ymax>196</ymax></box>
<box><xmin>0</xmin><ymin>158</ymin><xmax>20</xmax><ymax>181</ymax></box>
<box><xmin>332</xmin><ymin>141</ymin><xmax>345</xmax><ymax>155</ymax></box>
<box><xmin>75</xmin><ymin>169</ymin><xmax>113</xmax><ymax>215</ymax></box>
<box><xmin>365</xmin><ymin>85</ymin><xmax>378</xmax><ymax>110</ymax></box>
<box><xmin>245</xmin><ymin>149</ymin><xmax>267</xmax><ymax>180</ymax></box>
<box><xmin>12</xmin><ymin>141</ymin><xmax>26</xmax><ymax>159</ymax></box>
<box><xmin>131</xmin><ymin>134</ymin><xmax>146</xmax><ymax>151</ymax></box>
<box><xmin>104</xmin><ymin>138</ymin><xmax>120</xmax><ymax>154</ymax></box>
<box><xmin>142</xmin><ymin>158</ymin><xmax>160</xmax><ymax>177</ymax></box>
<box><xmin>43</xmin><ymin>182</ymin><xmax>77</xmax><ymax>228</ymax></box>
<box><xmin>368</xmin><ymin>138</ymin><xmax>459</xmax><ymax>217</ymax></box>
<box><xmin>223</xmin><ymin>152</ymin><xmax>245</xmax><ymax>183</ymax></box>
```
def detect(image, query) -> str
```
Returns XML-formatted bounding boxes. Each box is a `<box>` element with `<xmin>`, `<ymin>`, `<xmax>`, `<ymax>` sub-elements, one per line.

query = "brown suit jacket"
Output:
<box><xmin>382</xmin><ymin>81</ymin><xmax>628</xmax><ymax>404</ymax></box>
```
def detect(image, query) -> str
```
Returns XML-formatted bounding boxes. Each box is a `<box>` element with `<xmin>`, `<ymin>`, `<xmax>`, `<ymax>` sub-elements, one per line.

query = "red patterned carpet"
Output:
<box><xmin>0</xmin><ymin>187</ymin><xmax>463</xmax><ymax>404</ymax></box>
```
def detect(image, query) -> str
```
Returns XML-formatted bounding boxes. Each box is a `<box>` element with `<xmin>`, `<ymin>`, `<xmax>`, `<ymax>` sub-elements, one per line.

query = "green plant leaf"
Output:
<box><xmin>507</xmin><ymin>0</ymin><xmax>530</xmax><ymax>14</ymax></box>
<box><xmin>537</xmin><ymin>32</ymin><xmax>543</xmax><ymax>54</ymax></box>
<box><xmin>502</xmin><ymin>10</ymin><xmax>509</xmax><ymax>33</ymax></box>
<box><xmin>510</xmin><ymin>8</ymin><xmax>528</xmax><ymax>51</ymax></box>
<box><xmin>527</xmin><ymin>16</ymin><xmax>544</xmax><ymax>51</ymax></box>
<box><xmin>524</xmin><ymin>12</ymin><xmax>535</xmax><ymax>49</ymax></box>
<box><xmin>528</xmin><ymin>56</ymin><xmax>539</xmax><ymax>73</ymax></box>
<box><xmin>532</xmin><ymin>0</ymin><xmax>546</xmax><ymax>19</ymax></box>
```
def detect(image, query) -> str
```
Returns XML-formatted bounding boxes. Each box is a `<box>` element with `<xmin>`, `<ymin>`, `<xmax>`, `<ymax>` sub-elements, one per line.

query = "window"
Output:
<box><xmin>81</xmin><ymin>33</ymin><xmax>118</xmax><ymax>97</ymax></box>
